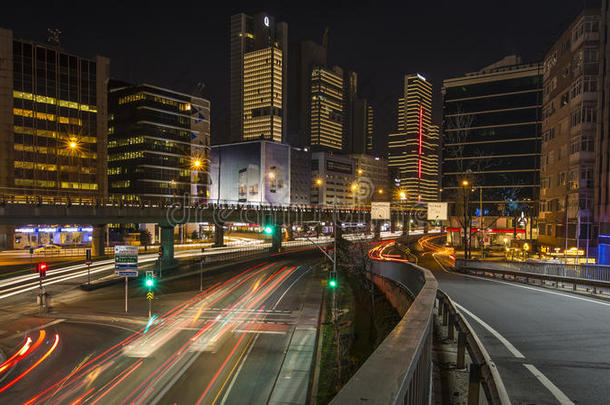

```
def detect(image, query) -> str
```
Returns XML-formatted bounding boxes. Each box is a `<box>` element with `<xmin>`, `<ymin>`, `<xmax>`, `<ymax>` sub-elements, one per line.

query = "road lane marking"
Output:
<box><xmin>219</xmin><ymin>265</ymin><xmax>311</xmax><ymax>405</ymax></box>
<box><xmin>463</xmin><ymin>274</ymin><xmax>610</xmax><ymax>308</ymax></box>
<box><xmin>453</xmin><ymin>303</ymin><xmax>525</xmax><ymax>358</ymax></box>
<box><xmin>19</xmin><ymin>319</ymin><xmax>65</xmax><ymax>336</ymax></box>
<box><xmin>523</xmin><ymin>364</ymin><xmax>574</xmax><ymax>404</ymax></box>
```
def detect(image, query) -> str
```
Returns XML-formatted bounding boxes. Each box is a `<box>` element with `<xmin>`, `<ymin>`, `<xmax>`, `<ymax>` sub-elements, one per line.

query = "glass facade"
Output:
<box><xmin>441</xmin><ymin>64</ymin><xmax>542</xmax><ymax>216</ymax></box>
<box><xmin>8</xmin><ymin>39</ymin><xmax>106</xmax><ymax>197</ymax></box>
<box><xmin>108</xmin><ymin>83</ymin><xmax>210</xmax><ymax>200</ymax></box>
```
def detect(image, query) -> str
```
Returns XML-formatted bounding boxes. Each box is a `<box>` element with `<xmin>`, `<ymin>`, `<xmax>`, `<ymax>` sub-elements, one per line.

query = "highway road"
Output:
<box><xmin>0</xmin><ymin>252</ymin><xmax>324</xmax><ymax>404</ymax></box>
<box><xmin>418</xmin><ymin>235</ymin><xmax>610</xmax><ymax>405</ymax></box>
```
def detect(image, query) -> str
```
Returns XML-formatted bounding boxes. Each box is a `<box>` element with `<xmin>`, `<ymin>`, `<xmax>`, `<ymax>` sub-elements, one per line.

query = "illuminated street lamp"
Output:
<box><xmin>69</xmin><ymin>141</ymin><xmax>77</xmax><ymax>149</ymax></box>
<box><xmin>351</xmin><ymin>183</ymin><xmax>358</xmax><ymax>192</ymax></box>
<box><xmin>267</xmin><ymin>170</ymin><xmax>276</xmax><ymax>179</ymax></box>
<box><xmin>315</xmin><ymin>178</ymin><xmax>323</xmax><ymax>186</ymax></box>
<box><xmin>378</xmin><ymin>188</ymin><xmax>383</xmax><ymax>194</ymax></box>
<box><xmin>193</xmin><ymin>159</ymin><xmax>201</xmax><ymax>168</ymax></box>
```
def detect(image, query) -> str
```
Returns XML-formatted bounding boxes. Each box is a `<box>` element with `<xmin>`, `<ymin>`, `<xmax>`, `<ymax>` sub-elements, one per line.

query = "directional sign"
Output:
<box><xmin>146</xmin><ymin>292</ymin><xmax>154</xmax><ymax>300</ymax></box>
<box><xmin>115</xmin><ymin>270</ymin><xmax>138</xmax><ymax>277</ymax></box>
<box><xmin>115</xmin><ymin>245</ymin><xmax>139</xmax><ymax>270</ymax></box>
<box><xmin>427</xmin><ymin>202</ymin><xmax>448</xmax><ymax>221</ymax></box>
<box><xmin>371</xmin><ymin>202</ymin><xmax>391</xmax><ymax>220</ymax></box>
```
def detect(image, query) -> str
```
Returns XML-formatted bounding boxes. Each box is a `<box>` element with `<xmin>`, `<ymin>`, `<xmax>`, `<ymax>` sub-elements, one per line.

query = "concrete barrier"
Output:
<box><xmin>330</xmin><ymin>260</ymin><xmax>437</xmax><ymax>405</ymax></box>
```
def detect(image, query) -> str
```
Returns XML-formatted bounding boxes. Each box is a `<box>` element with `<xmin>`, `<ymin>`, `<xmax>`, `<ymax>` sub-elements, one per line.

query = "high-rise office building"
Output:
<box><xmin>108</xmin><ymin>82</ymin><xmax>210</xmax><ymax>200</ymax></box>
<box><xmin>287</xmin><ymin>40</ymin><xmax>327</xmax><ymax>147</ymax></box>
<box><xmin>341</xmin><ymin>70</ymin><xmax>368</xmax><ymax>154</ymax></box>
<box><xmin>441</xmin><ymin>57</ymin><xmax>542</xmax><ymax>217</ymax></box>
<box><xmin>309</xmin><ymin>66</ymin><xmax>344</xmax><ymax>151</ymax></box>
<box><xmin>230</xmin><ymin>13</ymin><xmax>287</xmax><ymax>144</ymax></box>
<box><xmin>388</xmin><ymin>74</ymin><xmax>438</xmax><ymax>203</ymax></box>
<box><xmin>366</xmin><ymin>105</ymin><xmax>374</xmax><ymax>153</ymax></box>
<box><xmin>538</xmin><ymin>10</ymin><xmax>601</xmax><ymax>255</ymax></box>
<box><xmin>0</xmin><ymin>27</ymin><xmax>109</xmax><ymax>249</ymax></box>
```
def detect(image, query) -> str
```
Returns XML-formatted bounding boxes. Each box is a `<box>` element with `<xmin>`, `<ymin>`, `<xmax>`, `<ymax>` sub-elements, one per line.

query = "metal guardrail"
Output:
<box><xmin>456</xmin><ymin>259</ymin><xmax>610</xmax><ymax>282</ymax></box>
<box><xmin>436</xmin><ymin>290</ymin><xmax>511</xmax><ymax>405</ymax></box>
<box><xmin>330</xmin><ymin>260</ymin><xmax>437</xmax><ymax>405</ymax></box>
<box><xmin>455</xmin><ymin>259</ymin><xmax>610</xmax><ymax>293</ymax></box>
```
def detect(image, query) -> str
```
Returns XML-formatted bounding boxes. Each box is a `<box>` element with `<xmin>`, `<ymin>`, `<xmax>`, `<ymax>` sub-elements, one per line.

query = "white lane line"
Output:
<box><xmin>220</xmin><ymin>265</ymin><xmax>311</xmax><ymax>405</ymax></box>
<box><xmin>523</xmin><ymin>364</ymin><xmax>574</xmax><ymax>404</ymax></box>
<box><xmin>20</xmin><ymin>318</ymin><xmax>65</xmax><ymax>335</ymax></box>
<box><xmin>453</xmin><ymin>302</ymin><xmax>525</xmax><ymax>359</ymax></box>
<box><xmin>463</xmin><ymin>274</ymin><xmax>610</xmax><ymax>308</ymax></box>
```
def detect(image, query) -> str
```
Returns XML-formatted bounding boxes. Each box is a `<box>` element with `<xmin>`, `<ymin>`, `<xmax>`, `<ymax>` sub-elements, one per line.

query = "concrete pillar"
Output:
<box><xmin>0</xmin><ymin>225</ymin><xmax>13</xmax><ymax>251</ymax></box>
<box><xmin>373</xmin><ymin>220</ymin><xmax>381</xmax><ymax>240</ymax></box>
<box><xmin>213</xmin><ymin>223</ymin><xmax>225</xmax><ymax>247</ymax></box>
<box><xmin>92</xmin><ymin>225</ymin><xmax>106</xmax><ymax>257</ymax></box>
<box><xmin>271</xmin><ymin>224</ymin><xmax>282</xmax><ymax>252</ymax></box>
<box><xmin>160</xmin><ymin>225</ymin><xmax>175</xmax><ymax>265</ymax></box>
<box><xmin>286</xmin><ymin>223</ymin><xmax>294</xmax><ymax>241</ymax></box>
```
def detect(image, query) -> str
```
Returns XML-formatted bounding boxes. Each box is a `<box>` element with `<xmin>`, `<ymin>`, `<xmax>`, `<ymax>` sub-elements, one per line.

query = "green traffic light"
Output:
<box><xmin>146</xmin><ymin>279</ymin><xmax>154</xmax><ymax>287</ymax></box>
<box><xmin>263</xmin><ymin>226</ymin><xmax>273</xmax><ymax>235</ymax></box>
<box><xmin>329</xmin><ymin>279</ymin><xmax>337</xmax><ymax>288</ymax></box>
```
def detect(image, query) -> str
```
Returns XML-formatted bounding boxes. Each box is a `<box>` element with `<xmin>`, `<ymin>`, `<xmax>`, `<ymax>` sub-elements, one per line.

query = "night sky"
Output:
<box><xmin>0</xmin><ymin>0</ymin><xmax>598</xmax><ymax>155</ymax></box>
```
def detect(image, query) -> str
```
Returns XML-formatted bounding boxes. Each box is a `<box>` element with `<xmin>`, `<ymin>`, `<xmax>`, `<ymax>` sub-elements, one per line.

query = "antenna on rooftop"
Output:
<box><xmin>47</xmin><ymin>28</ymin><xmax>62</xmax><ymax>47</ymax></box>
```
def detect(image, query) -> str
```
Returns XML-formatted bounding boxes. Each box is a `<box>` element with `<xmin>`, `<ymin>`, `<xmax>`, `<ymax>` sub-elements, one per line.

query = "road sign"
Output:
<box><xmin>427</xmin><ymin>202</ymin><xmax>448</xmax><ymax>221</ymax></box>
<box><xmin>115</xmin><ymin>270</ymin><xmax>138</xmax><ymax>277</ymax></box>
<box><xmin>146</xmin><ymin>292</ymin><xmax>154</xmax><ymax>300</ymax></box>
<box><xmin>115</xmin><ymin>245</ymin><xmax>138</xmax><ymax>270</ymax></box>
<box><xmin>371</xmin><ymin>202</ymin><xmax>391</xmax><ymax>220</ymax></box>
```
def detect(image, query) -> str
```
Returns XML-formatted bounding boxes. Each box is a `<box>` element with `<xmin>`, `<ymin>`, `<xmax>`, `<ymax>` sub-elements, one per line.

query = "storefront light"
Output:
<box><xmin>38</xmin><ymin>227</ymin><xmax>56</xmax><ymax>233</ymax></box>
<box><xmin>15</xmin><ymin>228</ymin><xmax>35</xmax><ymax>233</ymax></box>
<box><xmin>60</xmin><ymin>227</ymin><xmax>79</xmax><ymax>232</ymax></box>
<box><xmin>80</xmin><ymin>227</ymin><xmax>93</xmax><ymax>232</ymax></box>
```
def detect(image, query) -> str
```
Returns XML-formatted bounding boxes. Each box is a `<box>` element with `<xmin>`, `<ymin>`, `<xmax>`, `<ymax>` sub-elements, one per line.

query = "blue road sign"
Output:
<box><xmin>115</xmin><ymin>270</ymin><xmax>138</xmax><ymax>277</ymax></box>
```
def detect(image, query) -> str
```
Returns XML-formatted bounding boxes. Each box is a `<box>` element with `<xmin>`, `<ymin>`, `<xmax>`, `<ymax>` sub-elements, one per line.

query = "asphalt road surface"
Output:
<box><xmin>0</xmin><ymin>253</ymin><xmax>324</xmax><ymax>405</ymax></box>
<box><xmin>420</xmin><ymin>244</ymin><xmax>610</xmax><ymax>405</ymax></box>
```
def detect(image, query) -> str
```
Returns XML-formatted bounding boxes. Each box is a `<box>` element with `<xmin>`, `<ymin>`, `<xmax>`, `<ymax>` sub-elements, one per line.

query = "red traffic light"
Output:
<box><xmin>37</xmin><ymin>262</ymin><xmax>48</xmax><ymax>278</ymax></box>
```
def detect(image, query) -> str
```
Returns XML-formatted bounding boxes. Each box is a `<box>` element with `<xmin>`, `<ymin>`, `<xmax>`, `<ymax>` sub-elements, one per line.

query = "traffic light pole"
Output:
<box><xmin>124</xmin><ymin>276</ymin><xmax>128</xmax><ymax>313</ymax></box>
<box><xmin>39</xmin><ymin>276</ymin><xmax>43</xmax><ymax>312</ymax></box>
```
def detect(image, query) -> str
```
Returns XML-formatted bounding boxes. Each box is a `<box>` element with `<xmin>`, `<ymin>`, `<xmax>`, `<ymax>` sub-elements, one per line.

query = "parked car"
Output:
<box><xmin>34</xmin><ymin>244</ymin><xmax>62</xmax><ymax>255</ymax></box>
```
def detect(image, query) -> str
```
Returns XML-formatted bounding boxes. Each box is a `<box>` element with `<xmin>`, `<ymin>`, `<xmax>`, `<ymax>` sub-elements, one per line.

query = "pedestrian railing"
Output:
<box><xmin>436</xmin><ymin>290</ymin><xmax>511</xmax><ymax>405</ymax></box>
<box><xmin>456</xmin><ymin>259</ymin><xmax>610</xmax><ymax>282</ymax></box>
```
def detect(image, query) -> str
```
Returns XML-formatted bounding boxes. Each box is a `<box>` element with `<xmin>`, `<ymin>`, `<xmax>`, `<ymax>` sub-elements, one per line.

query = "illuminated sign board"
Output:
<box><xmin>264</xmin><ymin>16</ymin><xmax>270</xmax><ymax>27</ymax></box>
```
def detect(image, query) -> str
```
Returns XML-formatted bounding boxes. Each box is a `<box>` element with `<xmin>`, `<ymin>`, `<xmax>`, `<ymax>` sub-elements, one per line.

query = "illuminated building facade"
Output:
<box><xmin>538</xmin><ymin>10</ymin><xmax>600</xmax><ymax>255</ymax></box>
<box><xmin>388</xmin><ymin>74</ymin><xmax>438</xmax><ymax>204</ymax></box>
<box><xmin>311</xmin><ymin>152</ymin><xmax>355</xmax><ymax>206</ymax></box>
<box><xmin>108</xmin><ymin>82</ymin><xmax>210</xmax><ymax>200</ymax></box>
<box><xmin>441</xmin><ymin>56</ymin><xmax>541</xmax><ymax>219</ymax></box>
<box><xmin>230</xmin><ymin>12</ymin><xmax>287</xmax><ymax>144</ymax></box>
<box><xmin>309</xmin><ymin>66</ymin><xmax>344</xmax><ymax>151</ymax></box>
<box><xmin>0</xmin><ymin>27</ymin><xmax>109</xmax><ymax>199</ymax></box>
<box><xmin>243</xmin><ymin>47</ymin><xmax>283</xmax><ymax>142</ymax></box>
<box><xmin>0</xmin><ymin>28</ymin><xmax>109</xmax><ymax>249</ymax></box>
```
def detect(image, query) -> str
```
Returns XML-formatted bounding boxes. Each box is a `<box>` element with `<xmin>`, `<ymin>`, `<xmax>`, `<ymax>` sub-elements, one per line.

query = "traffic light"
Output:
<box><xmin>263</xmin><ymin>226</ymin><xmax>273</xmax><ymax>235</ymax></box>
<box><xmin>328</xmin><ymin>272</ymin><xmax>337</xmax><ymax>288</ymax></box>
<box><xmin>37</xmin><ymin>262</ymin><xmax>48</xmax><ymax>278</ymax></box>
<box><xmin>158</xmin><ymin>247</ymin><xmax>164</xmax><ymax>258</ymax></box>
<box><xmin>145</xmin><ymin>271</ymin><xmax>154</xmax><ymax>288</ymax></box>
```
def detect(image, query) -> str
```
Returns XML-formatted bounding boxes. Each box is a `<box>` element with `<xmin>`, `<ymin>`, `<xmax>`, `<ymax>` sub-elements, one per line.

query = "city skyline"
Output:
<box><xmin>0</xmin><ymin>0</ymin><xmax>590</xmax><ymax>155</ymax></box>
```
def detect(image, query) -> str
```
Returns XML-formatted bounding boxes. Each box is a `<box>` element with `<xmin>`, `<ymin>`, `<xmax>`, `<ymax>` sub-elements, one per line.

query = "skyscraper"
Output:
<box><xmin>230</xmin><ymin>13</ymin><xmax>287</xmax><ymax>144</ymax></box>
<box><xmin>309</xmin><ymin>66</ymin><xmax>344</xmax><ymax>151</ymax></box>
<box><xmin>287</xmin><ymin>40</ymin><xmax>327</xmax><ymax>147</ymax></box>
<box><xmin>388</xmin><ymin>74</ymin><xmax>438</xmax><ymax>203</ymax></box>
<box><xmin>0</xmin><ymin>27</ymin><xmax>109</xmax><ymax>249</ymax></box>
<box><xmin>0</xmin><ymin>28</ymin><xmax>109</xmax><ymax>198</ymax></box>
<box><xmin>108</xmin><ymin>82</ymin><xmax>210</xmax><ymax>200</ymax></box>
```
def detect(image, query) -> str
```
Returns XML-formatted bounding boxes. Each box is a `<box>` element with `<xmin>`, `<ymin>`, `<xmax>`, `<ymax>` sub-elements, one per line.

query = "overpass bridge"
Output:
<box><xmin>0</xmin><ymin>195</ymin><xmax>426</xmax><ymax>262</ymax></box>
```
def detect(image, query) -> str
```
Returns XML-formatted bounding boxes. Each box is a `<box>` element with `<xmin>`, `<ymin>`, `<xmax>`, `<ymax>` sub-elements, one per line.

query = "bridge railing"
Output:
<box><xmin>456</xmin><ymin>259</ymin><xmax>610</xmax><ymax>282</ymax></box>
<box><xmin>330</xmin><ymin>259</ymin><xmax>437</xmax><ymax>405</ymax></box>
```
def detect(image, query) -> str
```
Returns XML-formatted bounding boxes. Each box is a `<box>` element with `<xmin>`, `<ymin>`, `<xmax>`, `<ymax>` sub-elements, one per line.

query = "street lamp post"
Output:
<box><xmin>461</xmin><ymin>180</ymin><xmax>471</xmax><ymax>260</ymax></box>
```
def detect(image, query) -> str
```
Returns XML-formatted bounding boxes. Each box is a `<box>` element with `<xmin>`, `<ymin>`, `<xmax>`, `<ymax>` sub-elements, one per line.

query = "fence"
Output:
<box><xmin>330</xmin><ymin>260</ymin><xmax>437</xmax><ymax>405</ymax></box>
<box><xmin>436</xmin><ymin>290</ymin><xmax>510</xmax><ymax>405</ymax></box>
<box><xmin>456</xmin><ymin>259</ymin><xmax>610</xmax><ymax>282</ymax></box>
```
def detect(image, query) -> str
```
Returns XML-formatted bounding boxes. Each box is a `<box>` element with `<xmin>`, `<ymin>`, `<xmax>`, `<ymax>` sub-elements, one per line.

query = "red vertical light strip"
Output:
<box><xmin>418</xmin><ymin>103</ymin><xmax>423</xmax><ymax>179</ymax></box>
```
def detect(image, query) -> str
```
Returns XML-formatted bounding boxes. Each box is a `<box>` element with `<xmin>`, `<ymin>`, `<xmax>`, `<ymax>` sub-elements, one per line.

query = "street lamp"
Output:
<box><xmin>315</xmin><ymin>178</ymin><xmax>323</xmax><ymax>186</ymax></box>
<box><xmin>461</xmin><ymin>179</ymin><xmax>473</xmax><ymax>260</ymax></box>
